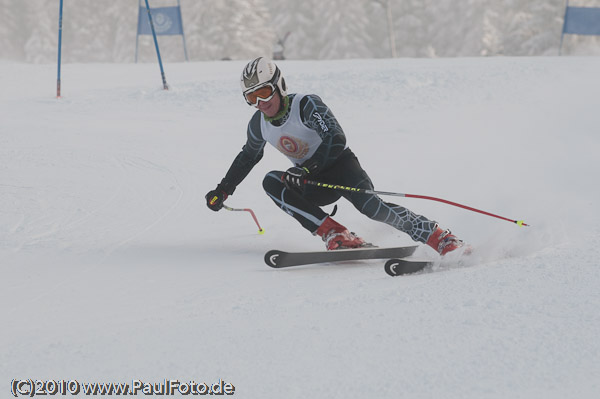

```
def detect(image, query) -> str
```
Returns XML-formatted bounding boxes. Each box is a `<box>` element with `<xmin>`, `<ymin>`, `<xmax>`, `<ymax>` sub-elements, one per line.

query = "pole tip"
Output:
<box><xmin>516</xmin><ymin>220</ymin><xmax>529</xmax><ymax>227</ymax></box>
<box><xmin>258</xmin><ymin>228</ymin><xmax>265</xmax><ymax>235</ymax></box>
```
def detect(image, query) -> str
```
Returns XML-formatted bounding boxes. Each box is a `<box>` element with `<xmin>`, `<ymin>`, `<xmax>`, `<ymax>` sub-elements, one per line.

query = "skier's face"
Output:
<box><xmin>256</xmin><ymin>91</ymin><xmax>281</xmax><ymax>118</ymax></box>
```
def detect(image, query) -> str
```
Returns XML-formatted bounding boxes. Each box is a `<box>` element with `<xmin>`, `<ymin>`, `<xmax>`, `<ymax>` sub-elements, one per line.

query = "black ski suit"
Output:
<box><xmin>218</xmin><ymin>93</ymin><xmax>437</xmax><ymax>243</ymax></box>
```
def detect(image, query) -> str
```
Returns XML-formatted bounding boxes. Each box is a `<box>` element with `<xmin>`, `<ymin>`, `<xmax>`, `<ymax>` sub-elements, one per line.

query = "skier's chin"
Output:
<box><xmin>259</xmin><ymin>104</ymin><xmax>276</xmax><ymax>117</ymax></box>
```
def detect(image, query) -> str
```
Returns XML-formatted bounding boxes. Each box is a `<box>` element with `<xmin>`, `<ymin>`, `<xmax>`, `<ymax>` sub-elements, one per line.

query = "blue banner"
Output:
<box><xmin>563</xmin><ymin>7</ymin><xmax>600</xmax><ymax>36</ymax></box>
<box><xmin>137</xmin><ymin>6</ymin><xmax>184</xmax><ymax>36</ymax></box>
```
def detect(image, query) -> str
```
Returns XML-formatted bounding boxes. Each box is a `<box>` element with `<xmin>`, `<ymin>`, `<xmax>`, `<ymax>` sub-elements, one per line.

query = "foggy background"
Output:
<box><xmin>1</xmin><ymin>0</ymin><xmax>600</xmax><ymax>63</ymax></box>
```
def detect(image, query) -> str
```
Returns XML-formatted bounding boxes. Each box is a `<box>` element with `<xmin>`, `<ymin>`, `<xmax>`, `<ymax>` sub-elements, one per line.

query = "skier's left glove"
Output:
<box><xmin>205</xmin><ymin>182</ymin><xmax>235</xmax><ymax>212</ymax></box>
<box><xmin>283</xmin><ymin>166</ymin><xmax>310</xmax><ymax>190</ymax></box>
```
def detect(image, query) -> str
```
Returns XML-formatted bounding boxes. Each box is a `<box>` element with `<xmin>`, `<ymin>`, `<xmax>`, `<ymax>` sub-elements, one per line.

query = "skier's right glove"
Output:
<box><xmin>205</xmin><ymin>183</ymin><xmax>231</xmax><ymax>211</ymax></box>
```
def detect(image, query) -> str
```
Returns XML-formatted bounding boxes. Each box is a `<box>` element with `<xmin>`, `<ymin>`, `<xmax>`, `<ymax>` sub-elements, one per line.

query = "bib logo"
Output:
<box><xmin>278</xmin><ymin>136</ymin><xmax>309</xmax><ymax>159</ymax></box>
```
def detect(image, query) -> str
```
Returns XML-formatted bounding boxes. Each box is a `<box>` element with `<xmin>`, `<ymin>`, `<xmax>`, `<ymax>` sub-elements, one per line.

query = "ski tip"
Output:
<box><xmin>264</xmin><ymin>250</ymin><xmax>283</xmax><ymax>268</ymax></box>
<box><xmin>384</xmin><ymin>259</ymin><xmax>431</xmax><ymax>277</ymax></box>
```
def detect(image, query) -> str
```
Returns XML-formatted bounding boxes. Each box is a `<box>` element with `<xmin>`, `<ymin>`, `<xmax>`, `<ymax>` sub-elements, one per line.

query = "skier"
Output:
<box><xmin>206</xmin><ymin>57</ymin><xmax>465</xmax><ymax>254</ymax></box>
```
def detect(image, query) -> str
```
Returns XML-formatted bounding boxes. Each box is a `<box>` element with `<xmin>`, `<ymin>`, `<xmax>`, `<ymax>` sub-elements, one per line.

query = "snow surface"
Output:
<box><xmin>1</xmin><ymin>57</ymin><xmax>600</xmax><ymax>398</ymax></box>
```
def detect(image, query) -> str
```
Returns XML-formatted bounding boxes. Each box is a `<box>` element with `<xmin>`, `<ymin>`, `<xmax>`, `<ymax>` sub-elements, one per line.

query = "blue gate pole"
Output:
<box><xmin>143</xmin><ymin>0</ymin><xmax>169</xmax><ymax>90</ymax></box>
<box><xmin>177</xmin><ymin>0</ymin><xmax>189</xmax><ymax>61</ymax></box>
<box><xmin>57</xmin><ymin>0</ymin><xmax>64</xmax><ymax>98</ymax></box>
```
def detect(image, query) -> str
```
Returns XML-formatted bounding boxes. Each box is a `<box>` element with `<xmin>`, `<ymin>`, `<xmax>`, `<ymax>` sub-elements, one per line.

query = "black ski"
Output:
<box><xmin>265</xmin><ymin>246</ymin><xmax>418</xmax><ymax>268</ymax></box>
<box><xmin>384</xmin><ymin>258</ymin><xmax>433</xmax><ymax>276</ymax></box>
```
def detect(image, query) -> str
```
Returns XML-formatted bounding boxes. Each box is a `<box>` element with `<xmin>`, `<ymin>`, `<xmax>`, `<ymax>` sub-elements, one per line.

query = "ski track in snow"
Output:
<box><xmin>1</xmin><ymin>58</ymin><xmax>599</xmax><ymax>399</ymax></box>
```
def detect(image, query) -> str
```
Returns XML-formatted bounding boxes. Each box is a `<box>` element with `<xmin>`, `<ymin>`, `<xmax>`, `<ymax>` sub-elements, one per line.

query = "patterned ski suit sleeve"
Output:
<box><xmin>219</xmin><ymin>111</ymin><xmax>266</xmax><ymax>194</ymax></box>
<box><xmin>299</xmin><ymin>94</ymin><xmax>347</xmax><ymax>172</ymax></box>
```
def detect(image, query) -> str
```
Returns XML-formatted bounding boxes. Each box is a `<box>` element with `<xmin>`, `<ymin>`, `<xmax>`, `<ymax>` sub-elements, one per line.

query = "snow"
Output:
<box><xmin>1</xmin><ymin>57</ymin><xmax>600</xmax><ymax>398</ymax></box>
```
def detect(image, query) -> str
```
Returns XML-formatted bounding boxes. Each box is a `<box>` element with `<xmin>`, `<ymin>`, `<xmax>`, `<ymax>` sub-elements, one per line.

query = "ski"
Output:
<box><xmin>384</xmin><ymin>258</ymin><xmax>433</xmax><ymax>276</ymax></box>
<box><xmin>265</xmin><ymin>246</ymin><xmax>418</xmax><ymax>268</ymax></box>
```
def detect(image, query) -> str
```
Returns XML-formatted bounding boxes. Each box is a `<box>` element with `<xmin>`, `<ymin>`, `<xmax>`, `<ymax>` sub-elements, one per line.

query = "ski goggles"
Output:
<box><xmin>243</xmin><ymin>83</ymin><xmax>276</xmax><ymax>106</ymax></box>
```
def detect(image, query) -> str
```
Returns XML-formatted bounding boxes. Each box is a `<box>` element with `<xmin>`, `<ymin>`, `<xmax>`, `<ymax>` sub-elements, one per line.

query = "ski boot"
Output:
<box><xmin>426</xmin><ymin>226</ymin><xmax>467</xmax><ymax>256</ymax></box>
<box><xmin>315</xmin><ymin>216</ymin><xmax>366</xmax><ymax>250</ymax></box>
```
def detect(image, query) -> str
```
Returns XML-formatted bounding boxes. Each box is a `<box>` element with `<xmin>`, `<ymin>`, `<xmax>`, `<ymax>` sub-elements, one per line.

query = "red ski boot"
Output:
<box><xmin>426</xmin><ymin>226</ymin><xmax>466</xmax><ymax>256</ymax></box>
<box><xmin>315</xmin><ymin>217</ymin><xmax>366</xmax><ymax>250</ymax></box>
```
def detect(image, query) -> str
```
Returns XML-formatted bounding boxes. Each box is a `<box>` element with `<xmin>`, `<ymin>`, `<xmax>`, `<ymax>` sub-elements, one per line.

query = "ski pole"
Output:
<box><xmin>223</xmin><ymin>205</ymin><xmax>265</xmax><ymax>234</ymax></box>
<box><xmin>304</xmin><ymin>180</ymin><xmax>529</xmax><ymax>227</ymax></box>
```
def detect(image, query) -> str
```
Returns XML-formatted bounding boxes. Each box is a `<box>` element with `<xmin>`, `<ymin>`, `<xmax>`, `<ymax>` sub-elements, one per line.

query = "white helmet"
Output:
<box><xmin>240</xmin><ymin>57</ymin><xmax>287</xmax><ymax>105</ymax></box>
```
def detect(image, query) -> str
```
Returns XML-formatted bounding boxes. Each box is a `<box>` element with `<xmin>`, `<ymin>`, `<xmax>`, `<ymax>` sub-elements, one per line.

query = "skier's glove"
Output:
<box><xmin>283</xmin><ymin>160</ymin><xmax>321</xmax><ymax>191</ymax></box>
<box><xmin>283</xmin><ymin>166</ymin><xmax>310</xmax><ymax>190</ymax></box>
<box><xmin>205</xmin><ymin>183</ymin><xmax>232</xmax><ymax>211</ymax></box>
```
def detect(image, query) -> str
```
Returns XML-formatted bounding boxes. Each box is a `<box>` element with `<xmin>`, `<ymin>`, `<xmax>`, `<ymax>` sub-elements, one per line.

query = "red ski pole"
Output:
<box><xmin>223</xmin><ymin>205</ymin><xmax>265</xmax><ymax>234</ymax></box>
<box><xmin>304</xmin><ymin>180</ymin><xmax>529</xmax><ymax>227</ymax></box>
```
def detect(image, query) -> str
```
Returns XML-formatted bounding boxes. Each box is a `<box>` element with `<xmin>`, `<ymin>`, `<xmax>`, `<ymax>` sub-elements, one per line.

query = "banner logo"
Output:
<box><xmin>153</xmin><ymin>12</ymin><xmax>173</xmax><ymax>34</ymax></box>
